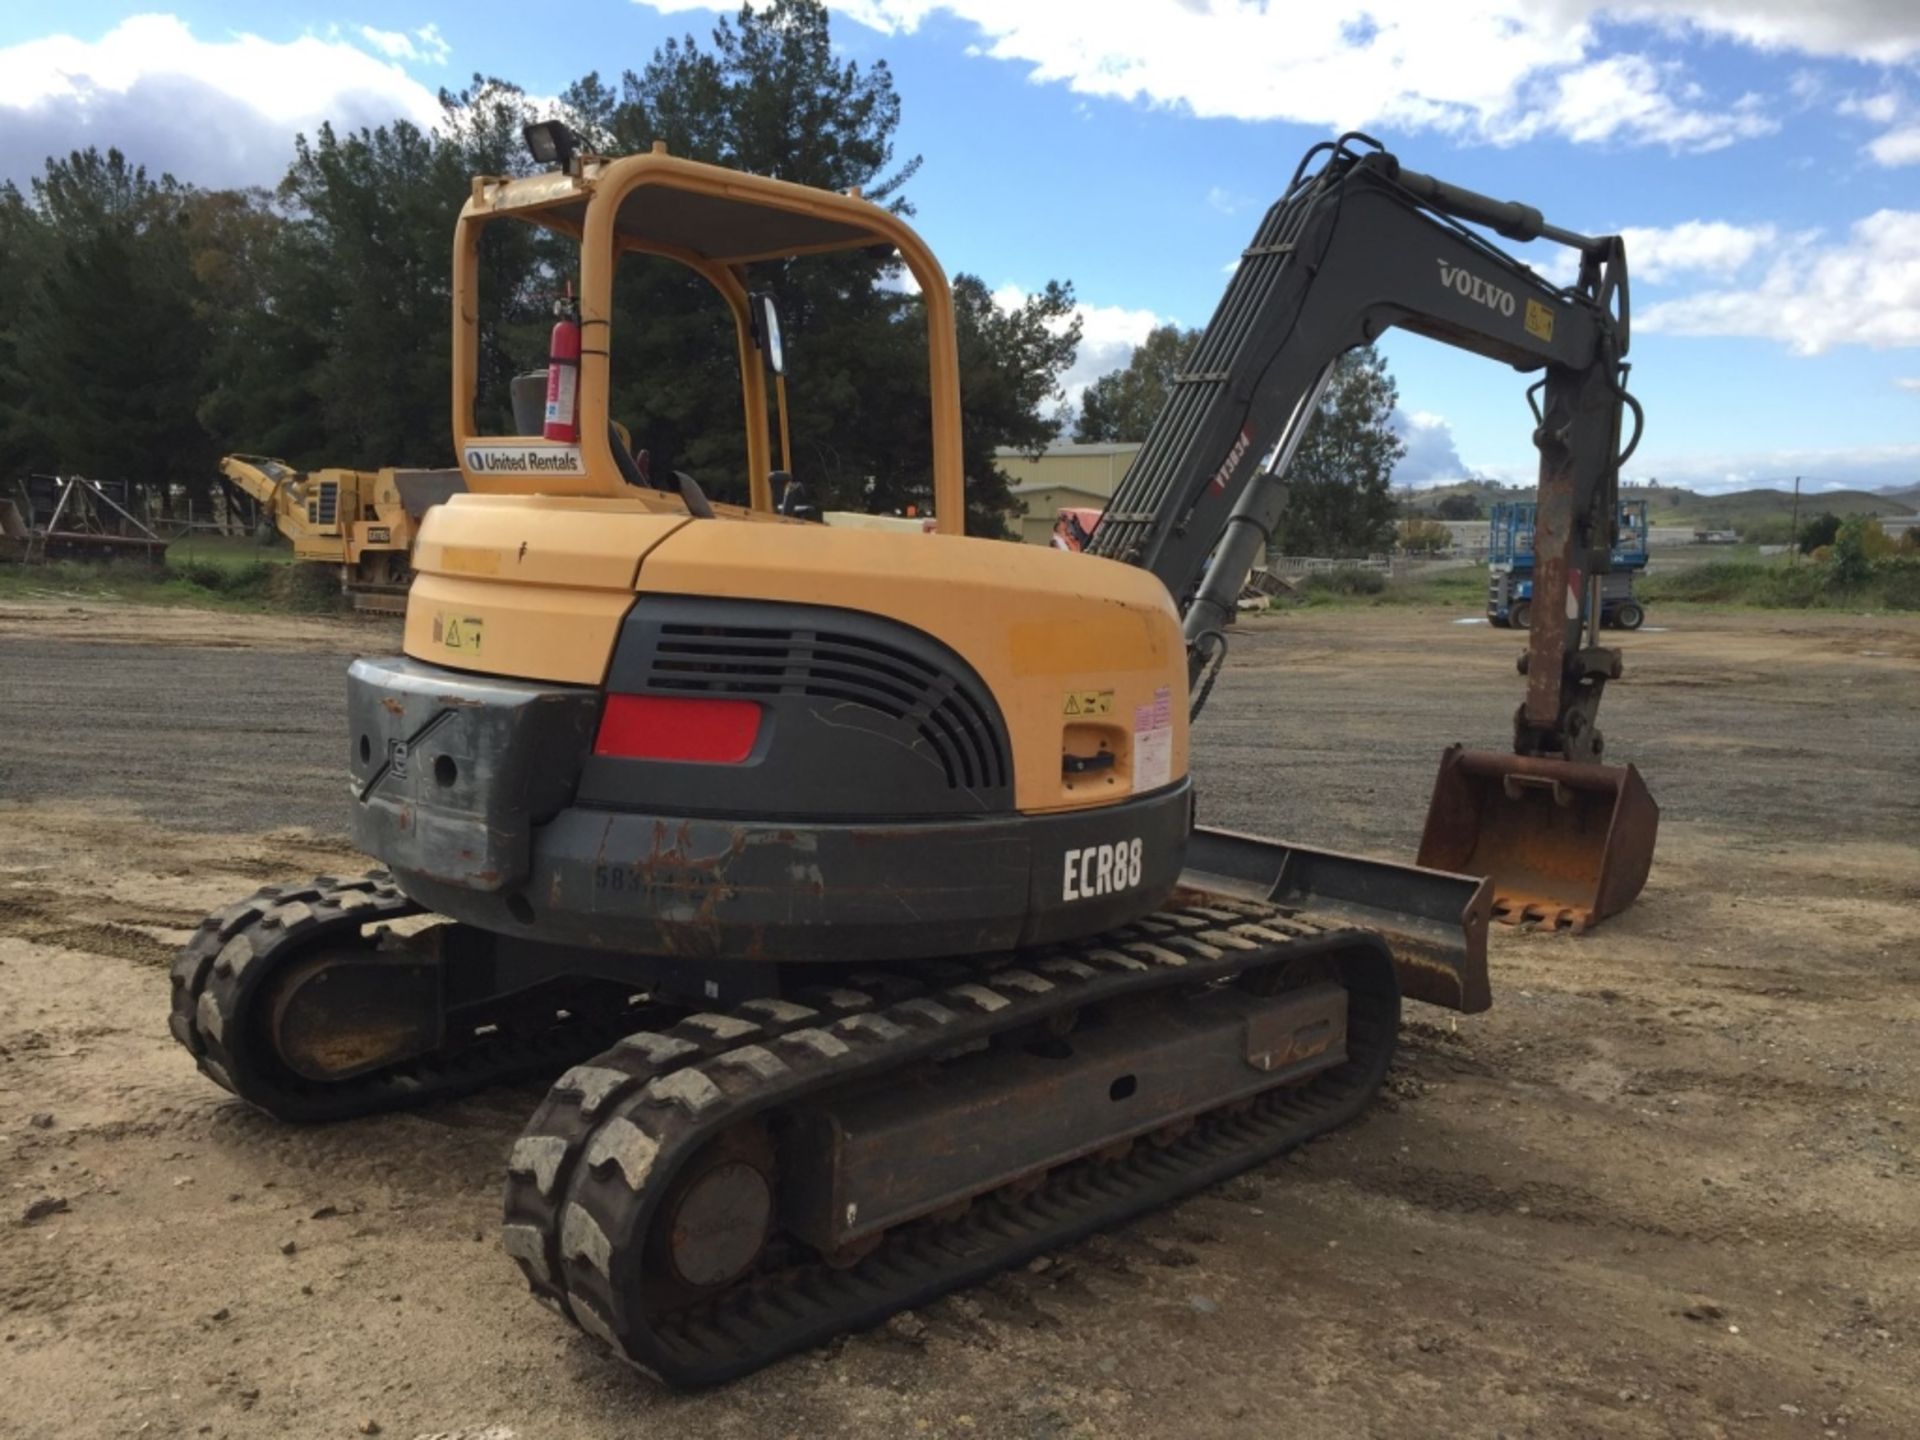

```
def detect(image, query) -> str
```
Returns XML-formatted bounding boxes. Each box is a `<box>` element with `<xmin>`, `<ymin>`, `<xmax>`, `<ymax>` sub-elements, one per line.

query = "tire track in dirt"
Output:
<box><xmin>1343</xmin><ymin>1161</ymin><xmax>1913</xmax><ymax>1253</ymax></box>
<box><xmin>0</xmin><ymin>890</ymin><xmax>192</xmax><ymax>967</ymax></box>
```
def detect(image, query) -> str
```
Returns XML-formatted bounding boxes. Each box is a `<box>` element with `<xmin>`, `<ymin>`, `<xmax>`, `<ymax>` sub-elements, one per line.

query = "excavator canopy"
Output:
<box><xmin>453</xmin><ymin>139</ymin><xmax>965</xmax><ymax>527</ymax></box>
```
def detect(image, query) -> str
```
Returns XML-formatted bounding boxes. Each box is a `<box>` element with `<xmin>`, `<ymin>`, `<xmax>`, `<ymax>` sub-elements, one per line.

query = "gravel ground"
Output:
<box><xmin>1</xmin><ymin>598</ymin><xmax>1916</xmax><ymax>1440</ymax></box>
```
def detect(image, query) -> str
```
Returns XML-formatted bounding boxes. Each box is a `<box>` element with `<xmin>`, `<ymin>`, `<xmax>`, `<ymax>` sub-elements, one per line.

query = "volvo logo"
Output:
<box><xmin>1438</xmin><ymin>259</ymin><xmax>1517</xmax><ymax>317</ymax></box>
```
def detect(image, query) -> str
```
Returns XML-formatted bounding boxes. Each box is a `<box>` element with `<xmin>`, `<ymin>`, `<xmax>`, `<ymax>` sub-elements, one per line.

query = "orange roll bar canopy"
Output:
<box><xmin>452</xmin><ymin>141</ymin><xmax>965</xmax><ymax>533</ymax></box>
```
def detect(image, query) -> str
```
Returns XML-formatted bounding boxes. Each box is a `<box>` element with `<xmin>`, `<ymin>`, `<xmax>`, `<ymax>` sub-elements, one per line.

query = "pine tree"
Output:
<box><xmin>1271</xmin><ymin>346</ymin><xmax>1406</xmax><ymax>558</ymax></box>
<box><xmin>1073</xmin><ymin>324</ymin><xmax>1198</xmax><ymax>442</ymax></box>
<box><xmin>8</xmin><ymin>150</ymin><xmax>215</xmax><ymax>510</ymax></box>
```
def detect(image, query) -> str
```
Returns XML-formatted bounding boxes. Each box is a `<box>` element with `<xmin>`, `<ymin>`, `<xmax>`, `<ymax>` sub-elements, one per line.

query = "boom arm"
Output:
<box><xmin>1087</xmin><ymin>135</ymin><xmax>1640</xmax><ymax>763</ymax></box>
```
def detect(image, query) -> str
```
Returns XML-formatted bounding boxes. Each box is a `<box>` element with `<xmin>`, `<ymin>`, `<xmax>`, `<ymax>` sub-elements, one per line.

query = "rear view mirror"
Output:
<box><xmin>752</xmin><ymin>292</ymin><xmax>785</xmax><ymax>376</ymax></box>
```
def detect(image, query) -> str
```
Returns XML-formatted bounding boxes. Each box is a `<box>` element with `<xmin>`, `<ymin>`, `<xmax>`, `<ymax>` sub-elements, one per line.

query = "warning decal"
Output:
<box><xmin>1063</xmin><ymin>689</ymin><xmax>1114</xmax><ymax>717</ymax></box>
<box><xmin>433</xmin><ymin>614</ymin><xmax>485</xmax><ymax>655</ymax></box>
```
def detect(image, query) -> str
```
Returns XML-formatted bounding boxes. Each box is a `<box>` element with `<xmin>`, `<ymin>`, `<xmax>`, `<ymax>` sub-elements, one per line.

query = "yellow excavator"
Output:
<box><xmin>217</xmin><ymin>455</ymin><xmax>464</xmax><ymax>613</ymax></box>
<box><xmin>170</xmin><ymin>128</ymin><xmax>1655</xmax><ymax>1385</ymax></box>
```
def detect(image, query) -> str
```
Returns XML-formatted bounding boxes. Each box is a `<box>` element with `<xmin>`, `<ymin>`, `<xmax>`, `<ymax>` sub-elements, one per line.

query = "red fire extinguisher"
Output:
<box><xmin>543</xmin><ymin>284</ymin><xmax>581</xmax><ymax>443</ymax></box>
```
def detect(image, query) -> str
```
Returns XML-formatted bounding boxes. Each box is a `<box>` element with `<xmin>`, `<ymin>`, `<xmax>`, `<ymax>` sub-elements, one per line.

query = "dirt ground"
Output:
<box><xmin>1</xmin><ymin>597</ymin><xmax>1915</xmax><ymax>1440</ymax></box>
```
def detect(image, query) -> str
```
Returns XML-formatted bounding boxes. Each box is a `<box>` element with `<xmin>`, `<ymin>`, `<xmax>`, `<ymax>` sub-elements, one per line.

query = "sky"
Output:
<box><xmin>1</xmin><ymin>2</ymin><xmax>1917</xmax><ymax>495</ymax></box>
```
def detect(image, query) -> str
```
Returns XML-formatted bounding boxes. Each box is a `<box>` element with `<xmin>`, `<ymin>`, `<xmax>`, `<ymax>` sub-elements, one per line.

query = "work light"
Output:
<box><xmin>522</xmin><ymin>121</ymin><xmax>576</xmax><ymax>170</ymax></box>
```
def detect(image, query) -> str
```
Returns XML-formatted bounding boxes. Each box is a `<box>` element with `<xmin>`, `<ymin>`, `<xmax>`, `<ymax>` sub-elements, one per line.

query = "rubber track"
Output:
<box><xmin>169</xmin><ymin>873</ymin><xmax>646</xmax><ymax>1122</ymax></box>
<box><xmin>503</xmin><ymin>899</ymin><xmax>1399</xmax><ymax>1386</ymax></box>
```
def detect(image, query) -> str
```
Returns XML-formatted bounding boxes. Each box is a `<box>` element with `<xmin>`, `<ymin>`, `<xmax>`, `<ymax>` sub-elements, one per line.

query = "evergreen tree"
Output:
<box><xmin>1076</xmin><ymin>329</ymin><xmax>1407</xmax><ymax>557</ymax></box>
<box><xmin>542</xmin><ymin>0</ymin><xmax>1069</xmax><ymax>531</ymax></box>
<box><xmin>7</xmin><ymin>149</ymin><xmax>215</xmax><ymax>511</ymax></box>
<box><xmin>1797</xmin><ymin>511</ymin><xmax>1841</xmax><ymax>555</ymax></box>
<box><xmin>0</xmin><ymin>1</ymin><xmax>1080</xmax><ymax>539</ymax></box>
<box><xmin>188</xmin><ymin>186</ymin><xmax>333</xmax><ymax>468</ymax></box>
<box><xmin>1270</xmin><ymin>346</ymin><xmax>1405</xmax><ymax>558</ymax></box>
<box><xmin>276</xmin><ymin>121</ymin><xmax>459</xmax><ymax>467</ymax></box>
<box><xmin>0</xmin><ymin>181</ymin><xmax>50</xmax><ymax>480</ymax></box>
<box><xmin>1073</xmin><ymin>323</ymin><xmax>1198</xmax><ymax>442</ymax></box>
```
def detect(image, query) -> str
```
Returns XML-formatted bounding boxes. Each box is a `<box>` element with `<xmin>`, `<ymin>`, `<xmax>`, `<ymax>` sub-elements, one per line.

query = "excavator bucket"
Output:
<box><xmin>1417</xmin><ymin>745</ymin><xmax>1658</xmax><ymax>932</ymax></box>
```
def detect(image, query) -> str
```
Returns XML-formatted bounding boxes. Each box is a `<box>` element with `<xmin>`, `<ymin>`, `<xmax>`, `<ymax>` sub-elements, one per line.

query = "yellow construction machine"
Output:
<box><xmin>171</xmin><ymin>128</ymin><xmax>1654</xmax><ymax>1385</ymax></box>
<box><xmin>218</xmin><ymin>454</ymin><xmax>463</xmax><ymax>612</ymax></box>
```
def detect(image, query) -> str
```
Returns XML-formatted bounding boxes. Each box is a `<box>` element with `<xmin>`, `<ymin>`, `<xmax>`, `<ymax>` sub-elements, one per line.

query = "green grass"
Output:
<box><xmin>1269</xmin><ymin>554</ymin><xmax>1920</xmax><ymax>615</ymax></box>
<box><xmin>1278</xmin><ymin>565</ymin><xmax>1486</xmax><ymax>609</ymax></box>
<box><xmin>164</xmin><ymin>531</ymin><xmax>298</xmax><ymax>570</ymax></box>
<box><xmin>1639</xmin><ymin>557</ymin><xmax>1920</xmax><ymax>611</ymax></box>
<box><xmin>0</xmin><ymin>545</ymin><xmax>343</xmax><ymax>614</ymax></box>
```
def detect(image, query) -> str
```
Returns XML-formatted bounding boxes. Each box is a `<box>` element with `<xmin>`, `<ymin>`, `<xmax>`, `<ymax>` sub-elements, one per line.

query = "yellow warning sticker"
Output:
<box><xmin>1063</xmin><ymin>689</ymin><xmax>1114</xmax><ymax>717</ymax></box>
<box><xmin>433</xmin><ymin>614</ymin><xmax>484</xmax><ymax>654</ymax></box>
<box><xmin>440</xmin><ymin>545</ymin><xmax>500</xmax><ymax>576</ymax></box>
<box><xmin>1524</xmin><ymin>298</ymin><xmax>1555</xmax><ymax>343</ymax></box>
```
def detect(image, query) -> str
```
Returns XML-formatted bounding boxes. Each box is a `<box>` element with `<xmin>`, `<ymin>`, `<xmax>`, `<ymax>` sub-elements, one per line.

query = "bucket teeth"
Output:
<box><xmin>1418</xmin><ymin>747</ymin><xmax>1659</xmax><ymax>932</ymax></box>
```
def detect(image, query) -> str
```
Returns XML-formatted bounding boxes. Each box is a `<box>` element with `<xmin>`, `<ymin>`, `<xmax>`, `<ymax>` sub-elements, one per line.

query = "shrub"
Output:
<box><xmin>270</xmin><ymin>563</ymin><xmax>347</xmax><ymax>612</ymax></box>
<box><xmin>1298</xmin><ymin>566</ymin><xmax>1387</xmax><ymax>598</ymax></box>
<box><xmin>1640</xmin><ymin>561</ymin><xmax>1823</xmax><ymax>606</ymax></box>
<box><xmin>1826</xmin><ymin>516</ymin><xmax>1886</xmax><ymax>588</ymax></box>
<box><xmin>172</xmin><ymin>558</ymin><xmax>279</xmax><ymax>596</ymax></box>
<box><xmin>1797</xmin><ymin>511</ymin><xmax>1841</xmax><ymax>554</ymax></box>
<box><xmin>1741</xmin><ymin>516</ymin><xmax>1795</xmax><ymax>546</ymax></box>
<box><xmin>173</xmin><ymin>559</ymin><xmax>231</xmax><ymax>591</ymax></box>
<box><xmin>1881</xmin><ymin>558</ymin><xmax>1920</xmax><ymax>611</ymax></box>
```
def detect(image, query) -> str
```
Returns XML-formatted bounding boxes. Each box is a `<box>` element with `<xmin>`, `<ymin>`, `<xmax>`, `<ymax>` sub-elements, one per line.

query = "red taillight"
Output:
<box><xmin>593</xmin><ymin>694</ymin><xmax>762</xmax><ymax>763</ymax></box>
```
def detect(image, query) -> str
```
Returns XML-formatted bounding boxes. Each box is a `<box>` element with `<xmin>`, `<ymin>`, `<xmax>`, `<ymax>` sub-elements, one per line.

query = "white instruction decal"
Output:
<box><xmin>1133</xmin><ymin>684</ymin><xmax>1173</xmax><ymax>792</ymax></box>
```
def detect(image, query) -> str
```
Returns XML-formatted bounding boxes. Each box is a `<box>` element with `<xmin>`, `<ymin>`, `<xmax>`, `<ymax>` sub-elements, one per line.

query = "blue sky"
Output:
<box><xmin>2</xmin><ymin>2</ymin><xmax>1917</xmax><ymax>493</ymax></box>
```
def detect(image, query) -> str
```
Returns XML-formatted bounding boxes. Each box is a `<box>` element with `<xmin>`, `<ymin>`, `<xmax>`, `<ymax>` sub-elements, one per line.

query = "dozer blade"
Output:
<box><xmin>1180</xmin><ymin>827</ymin><xmax>1491</xmax><ymax>1013</ymax></box>
<box><xmin>1416</xmin><ymin>745</ymin><xmax>1659</xmax><ymax>933</ymax></box>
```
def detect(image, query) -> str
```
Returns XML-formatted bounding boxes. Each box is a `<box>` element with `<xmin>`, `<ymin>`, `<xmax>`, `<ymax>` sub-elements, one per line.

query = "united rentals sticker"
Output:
<box><xmin>462</xmin><ymin>441</ymin><xmax>586</xmax><ymax>477</ymax></box>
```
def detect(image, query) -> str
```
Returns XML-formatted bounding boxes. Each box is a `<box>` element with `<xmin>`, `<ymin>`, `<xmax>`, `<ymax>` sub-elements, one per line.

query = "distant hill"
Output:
<box><xmin>1400</xmin><ymin>479</ymin><xmax>1915</xmax><ymax>533</ymax></box>
<box><xmin>1875</xmin><ymin>484</ymin><xmax>1920</xmax><ymax>508</ymax></box>
<box><xmin>1640</xmin><ymin>487</ymin><xmax>1914</xmax><ymax>530</ymax></box>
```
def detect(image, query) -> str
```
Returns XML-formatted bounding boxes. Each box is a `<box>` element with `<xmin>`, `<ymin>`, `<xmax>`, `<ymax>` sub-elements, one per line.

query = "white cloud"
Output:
<box><xmin>992</xmin><ymin>281</ymin><xmax>1162</xmax><ymax>414</ymax></box>
<box><xmin>1621</xmin><ymin>440</ymin><xmax>1920</xmax><ymax>494</ymax></box>
<box><xmin>1468</xmin><ymin>439</ymin><xmax>1920</xmax><ymax>493</ymax></box>
<box><xmin>1897</xmin><ymin>377</ymin><xmax>1920</xmax><ymax>393</ymax></box>
<box><xmin>1638</xmin><ymin>211</ymin><xmax>1920</xmax><ymax>353</ymax></box>
<box><xmin>1521</xmin><ymin>220</ymin><xmax>1777</xmax><ymax>289</ymax></box>
<box><xmin>1206</xmin><ymin>185</ymin><xmax>1253</xmax><ymax>216</ymax></box>
<box><xmin>1391</xmin><ymin>409</ymin><xmax>1472</xmax><ymax>486</ymax></box>
<box><xmin>1839</xmin><ymin>90</ymin><xmax>1902</xmax><ymax>126</ymax></box>
<box><xmin>1613</xmin><ymin>0</ymin><xmax>1920</xmax><ymax>65</ymax></box>
<box><xmin>1516</xmin><ymin>55</ymin><xmax>1777</xmax><ymax>151</ymax></box>
<box><xmin>1867</xmin><ymin>125</ymin><xmax>1920</xmax><ymax>166</ymax></box>
<box><xmin>358</xmin><ymin>26</ymin><xmax>415</xmax><ymax>60</ymax></box>
<box><xmin>358</xmin><ymin>23</ymin><xmax>453</xmax><ymax>66</ymax></box>
<box><xmin>1839</xmin><ymin>88</ymin><xmax>1920</xmax><ymax>166</ymax></box>
<box><xmin>639</xmin><ymin>1</ymin><xmax>1920</xmax><ymax>150</ymax></box>
<box><xmin>0</xmin><ymin>15</ymin><xmax>445</xmax><ymax>187</ymax></box>
<box><xmin>1616</xmin><ymin>220</ymin><xmax>1779</xmax><ymax>282</ymax></box>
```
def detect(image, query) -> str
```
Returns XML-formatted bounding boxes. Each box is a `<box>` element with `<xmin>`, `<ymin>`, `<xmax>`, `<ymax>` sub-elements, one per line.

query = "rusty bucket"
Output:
<box><xmin>1416</xmin><ymin>745</ymin><xmax>1658</xmax><ymax>932</ymax></box>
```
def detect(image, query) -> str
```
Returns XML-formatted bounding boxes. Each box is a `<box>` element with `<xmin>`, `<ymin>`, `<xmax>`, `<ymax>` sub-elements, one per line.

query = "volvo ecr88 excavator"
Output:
<box><xmin>170</xmin><ymin>130</ymin><xmax>1656</xmax><ymax>1385</ymax></box>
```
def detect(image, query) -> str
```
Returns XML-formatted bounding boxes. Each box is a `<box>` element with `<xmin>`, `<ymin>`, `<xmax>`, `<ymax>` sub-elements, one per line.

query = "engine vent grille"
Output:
<box><xmin>647</xmin><ymin>621</ymin><xmax>1009</xmax><ymax>792</ymax></box>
